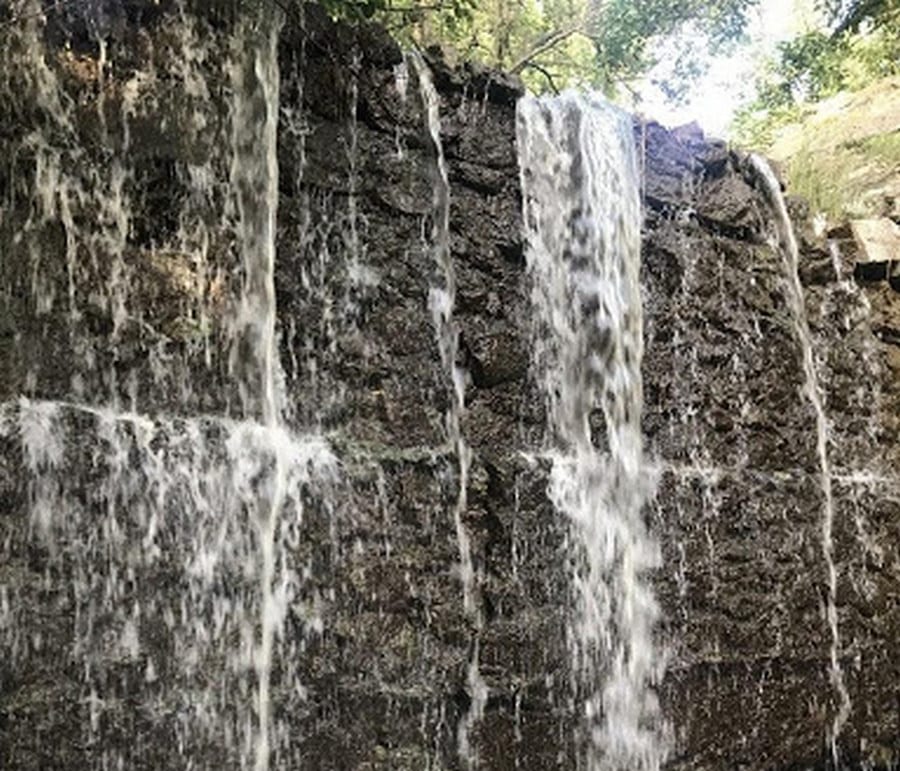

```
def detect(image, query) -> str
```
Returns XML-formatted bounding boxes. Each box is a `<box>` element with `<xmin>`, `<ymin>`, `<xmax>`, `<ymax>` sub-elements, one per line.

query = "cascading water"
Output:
<box><xmin>228</xmin><ymin>12</ymin><xmax>283</xmax><ymax>428</ymax></box>
<box><xmin>0</xmin><ymin>4</ymin><xmax>335</xmax><ymax>769</ymax></box>
<box><xmin>6</xmin><ymin>398</ymin><xmax>334</xmax><ymax>766</ymax></box>
<box><xmin>517</xmin><ymin>93</ymin><xmax>665</xmax><ymax>770</ymax></box>
<box><xmin>227</xmin><ymin>11</ymin><xmax>288</xmax><ymax>769</ymax></box>
<box><xmin>750</xmin><ymin>155</ymin><xmax>852</xmax><ymax>759</ymax></box>
<box><xmin>6</xmin><ymin>4</ymin><xmax>897</xmax><ymax>769</ymax></box>
<box><xmin>409</xmin><ymin>50</ymin><xmax>487</xmax><ymax>765</ymax></box>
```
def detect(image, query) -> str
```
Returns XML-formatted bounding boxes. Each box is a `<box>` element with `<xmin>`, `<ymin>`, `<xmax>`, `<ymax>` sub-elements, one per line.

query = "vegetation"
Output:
<box><xmin>732</xmin><ymin>0</ymin><xmax>900</xmax><ymax>147</ymax></box>
<box><xmin>314</xmin><ymin>0</ymin><xmax>761</xmax><ymax>95</ymax></box>
<box><xmin>763</xmin><ymin>80</ymin><xmax>900</xmax><ymax>219</ymax></box>
<box><xmin>726</xmin><ymin>0</ymin><xmax>899</xmax><ymax>220</ymax></box>
<box><xmin>0</xmin><ymin>0</ymin><xmax>762</xmax><ymax>99</ymax></box>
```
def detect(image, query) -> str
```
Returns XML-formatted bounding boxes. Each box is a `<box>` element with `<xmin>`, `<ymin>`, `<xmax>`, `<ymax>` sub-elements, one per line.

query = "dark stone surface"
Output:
<box><xmin>1</xmin><ymin>3</ymin><xmax>899</xmax><ymax>770</ymax></box>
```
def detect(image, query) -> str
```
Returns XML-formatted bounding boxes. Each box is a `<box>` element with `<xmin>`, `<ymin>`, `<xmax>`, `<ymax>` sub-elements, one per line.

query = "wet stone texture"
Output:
<box><xmin>0</xmin><ymin>3</ymin><xmax>899</xmax><ymax>770</ymax></box>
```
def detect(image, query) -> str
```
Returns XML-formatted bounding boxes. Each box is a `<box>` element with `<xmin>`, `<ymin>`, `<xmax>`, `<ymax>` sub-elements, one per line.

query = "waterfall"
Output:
<box><xmin>228</xmin><ymin>11</ymin><xmax>286</xmax><ymax>770</ymax></box>
<box><xmin>517</xmin><ymin>93</ymin><xmax>665</xmax><ymax>770</ymax></box>
<box><xmin>5</xmin><ymin>3</ymin><xmax>891</xmax><ymax>769</ymax></box>
<box><xmin>5</xmin><ymin>397</ymin><xmax>335</xmax><ymax>768</ymax></box>
<box><xmin>409</xmin><ymin>51</ymin><xmax>487</xmax><ymax>766</ymax></box>
<box><xmin>0</xmin><ymin>6</ymin><xmax>336</xmax><ymax>769</ymax></box>
<box><xmin>228</xmin><ymin>12</ymin><xmax>283</xmax><ymax>429</ymax></box>
<box><xmin>750</xmin><ymin>155</ymin><xmax>852</xmax><ymax>760</ymax></box>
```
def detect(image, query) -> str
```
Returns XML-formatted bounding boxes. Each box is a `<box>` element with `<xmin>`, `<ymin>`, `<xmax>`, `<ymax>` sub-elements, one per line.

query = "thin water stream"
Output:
<box><xmin>750</xmin><ymin>155</ymin><xmax>852</xmax><ymax>760</ymax></box>
<box><xmin>409</xmin><ymin>50</ymin><xmax>487</xmax><ymax>766</ymax></box>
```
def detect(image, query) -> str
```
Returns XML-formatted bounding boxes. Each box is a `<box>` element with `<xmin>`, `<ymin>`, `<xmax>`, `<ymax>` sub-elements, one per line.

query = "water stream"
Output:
<box><xmin>517</xmin><ymin>93</ymin><xmax>665</xmax><ymax>771</ymax></box>
<box><xmin>227</xmin><ymin>12</ymin><xmax>286</xmax><ymax>769</ymax></box>
<box><xmin>750</xmin><ymin>155</ymin><xmax>852</xmax><ymax>760</ymax></box>
<box><xmin>409</xmin><ymin>50</ymin><xmax>487</xmax><ymax>766</ymax></box>
<box><xmin>5</xmin><ymin>396</ymin><xmax>336</xmax><ymax>768</ymax></box>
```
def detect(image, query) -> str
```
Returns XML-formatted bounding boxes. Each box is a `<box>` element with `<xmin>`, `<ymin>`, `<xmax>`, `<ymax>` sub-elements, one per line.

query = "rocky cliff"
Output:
<box><xmin>1</xmin><ymin>3</ymin><xmax>899</xmax><ymax>770</ymax></box>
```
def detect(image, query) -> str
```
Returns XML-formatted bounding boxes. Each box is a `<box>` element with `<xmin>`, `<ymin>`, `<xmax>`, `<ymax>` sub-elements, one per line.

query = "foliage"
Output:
<box><xmin>17</xmin><ymin>0</ymin><xmax>759</xmax><ymax>98</ymax></box>
<box><xmin>314</xmin><ymin>0</ymin><xmax>475</xmax><ymax>25</ymax></box>
<box><xmin>0</xmin><ymin>0</ymin><xmax>757</xmax><ymax>99</ymax></box>
<box><xmin>732</xmin><ymin>0</ymin><xmax>900</xmax><ymax>147</ymax></box>
<box><xmin>312</xmin><ymin>0</ymin><xmax>759</xmax><ymax>95</ymax></box>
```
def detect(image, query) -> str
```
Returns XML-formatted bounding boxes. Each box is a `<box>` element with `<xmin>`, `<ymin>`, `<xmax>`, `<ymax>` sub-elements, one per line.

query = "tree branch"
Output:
<box><xmin>508</xmin><ymin>23</ymin><xmax>583</xmax><ymax>74</ymax></box>
<box><xmin>521</xmin><ymin>60</ymin><xmax>561</xmax><ymax>94</ymax></box>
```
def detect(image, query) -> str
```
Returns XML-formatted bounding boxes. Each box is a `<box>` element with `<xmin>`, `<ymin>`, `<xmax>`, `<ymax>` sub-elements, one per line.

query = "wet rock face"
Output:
<box><xmin>1</xmin><ymin>4</ymin><xmax>899</xmax><ymax>771</ymax></box>
<box><xmin>641</xmin><ymin>128</ymin><xmax>900</xmax><ymax>770</ymax></box>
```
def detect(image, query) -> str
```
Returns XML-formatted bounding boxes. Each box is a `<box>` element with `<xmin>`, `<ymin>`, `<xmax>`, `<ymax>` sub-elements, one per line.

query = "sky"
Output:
<box><xmin>636</xmin><ymin>0</ymin><xmax>819</xmax><ymax>138</ymax></box>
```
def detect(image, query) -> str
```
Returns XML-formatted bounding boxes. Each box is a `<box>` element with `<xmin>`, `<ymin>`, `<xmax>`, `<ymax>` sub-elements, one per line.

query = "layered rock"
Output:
<box><xmin>0</xmin><ymin>3</ymin><xmax>898</xmax><ymax>770</ymax></box>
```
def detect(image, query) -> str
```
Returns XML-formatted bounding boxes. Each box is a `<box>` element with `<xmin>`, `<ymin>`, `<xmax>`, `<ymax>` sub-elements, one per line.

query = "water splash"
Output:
<box><xmin>750</xmin><ymin>155</ymin><xmax>852</xmax><ymax>760</ymax></box>
<box><xmin>409</xmin><ymin>51</ymin><xmax>487</xmax><ymax>765</ymax></box>
<box><xmin>4</xmin><ymin>396</ymin><xmax>336</xmax><ymax>768</ymax></box>
<box><xmin>517</xmin><ymin>92</ymin><xmax>664</xmax><ymax>770</ymax></box>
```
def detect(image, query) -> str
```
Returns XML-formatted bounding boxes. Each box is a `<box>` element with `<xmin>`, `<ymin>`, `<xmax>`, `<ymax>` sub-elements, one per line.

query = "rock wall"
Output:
<box><xmin>1</xmin><ymin>3</ymin><xmax>899</xmax><ymax>769</ymax></box>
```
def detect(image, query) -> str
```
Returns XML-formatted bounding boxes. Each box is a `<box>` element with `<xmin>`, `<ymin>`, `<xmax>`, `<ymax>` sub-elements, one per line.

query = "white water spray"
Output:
<box><xmin>750</xmin><ymin>155</ymin><xmax>851</xmax><ymax>759</ymax></box>
<box><xmin>517</xmin><ymin>93</ymin><xmax>664</xmax><ymax>771</ymax></box>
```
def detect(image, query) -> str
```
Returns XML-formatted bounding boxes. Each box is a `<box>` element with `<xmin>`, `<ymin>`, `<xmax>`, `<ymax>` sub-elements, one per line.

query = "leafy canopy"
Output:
<box><xmin>317</xmin><ymin>0</ymin><xmax>760</xmax><ymax>96</ymax></box>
